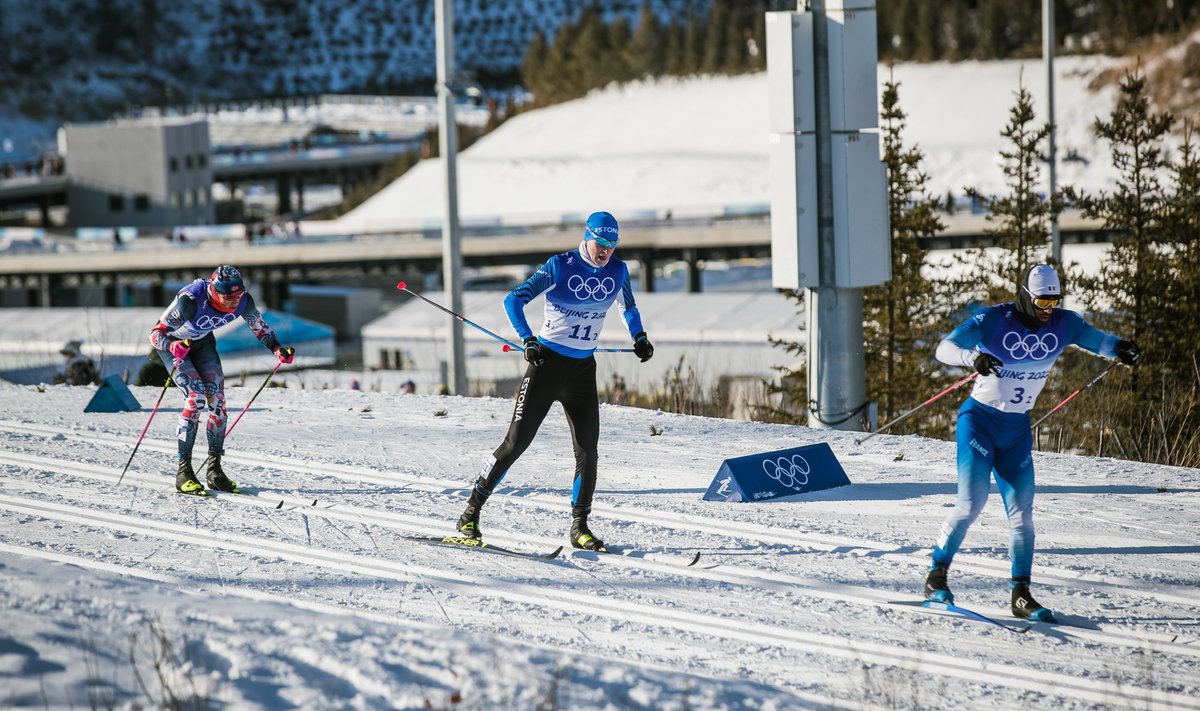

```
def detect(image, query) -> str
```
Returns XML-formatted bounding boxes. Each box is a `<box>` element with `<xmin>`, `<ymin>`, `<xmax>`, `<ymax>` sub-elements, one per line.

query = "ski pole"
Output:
<box><xmin>398</xmin><ymin>281</ymin><xmax>522</xmax><ymax>349</ymax></box>
<box><xmin>855</xmin><ymin>372</ymin><xmax>979</xmax><ymax>446</ymax></box>
<box><xmin>396</xmin><ymin>281</ymin><xmax>635</xmax><ymax>353</ymax></box>
<box><xmin>118</xmin><ymin>358</ymin><xmax>181</xmax><ymax>485</ymax></box>
<box><xmin>225</xmin><ymin>360</ymin><xmax>283</xmax><ymax>439</ymax></box>
<box><xmin>1031</xmin><ymin>360</ymin><xmax>1120</xmax><ymax>430</ymax></box>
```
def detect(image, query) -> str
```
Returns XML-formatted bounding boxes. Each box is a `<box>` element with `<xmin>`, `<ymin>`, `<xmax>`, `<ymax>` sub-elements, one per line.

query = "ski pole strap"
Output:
<box><xmin>1031</xmin><ymin>360</ymin><xmax>1120</xmax><ymax>430</ymax></box>
<box><xmin>855</xmin><ymin>372</ymin><xmax>979</xmax><ymax>446</ymax></box>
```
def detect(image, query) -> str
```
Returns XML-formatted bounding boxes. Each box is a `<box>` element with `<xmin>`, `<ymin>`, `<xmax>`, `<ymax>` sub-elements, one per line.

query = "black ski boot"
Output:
<box><xmin>203</xmin><ymin>454</ymin><xmax>239</xmax><ymax>493</ymax></box>
<box><xmin>570</xmin><ymin>510</ymin><xmax>606</xmax><ymax>552</ymax></box>
<box><xmin>924</xmin><ymin>562</ymin><xmax>954</xmax><ymax>604</ymax></box>
<box><xmin>175</xmin><ymin>455</ymin><xmax>205</xmax><ymax>496</ymax></box>
<box><xmin>1011</xmin><ymin>580</ymin><xmax>1056</xmax><ymax>623</ymax></box>
<box><xmin>456</xmin><ymin>482</ymin><xmax>489</xmax><ymax>540</ymax></box>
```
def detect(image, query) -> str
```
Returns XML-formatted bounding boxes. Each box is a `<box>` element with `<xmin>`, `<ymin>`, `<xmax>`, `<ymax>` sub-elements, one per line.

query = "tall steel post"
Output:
<box><xmin>435</xmin><ymin>0</ymin><xmax>466</xmax><ymax>394</ymax></box>
<box><xmin>1044</xmin><ymin>0</ymin><xmax>1061</xmax><ymax>263</ymax></box>
<box><xmin>806</xmin><ymin>0</ymin><xmax>867</xmax><ymax>431</ymax></box>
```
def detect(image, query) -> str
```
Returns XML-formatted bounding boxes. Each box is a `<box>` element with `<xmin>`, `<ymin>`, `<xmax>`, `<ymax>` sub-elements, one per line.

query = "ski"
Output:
<box><xmin>592</xmin><ymin>546</ymin><xmax>703</xmax><ymax>568</ymax></box>
<box><xmin>891</xmin><ymin>600</ymin><xmax>1031</xmax><ymax>634</ymax></box>
<box><xmin>404</xmin><ymin>535</ymin><xmax>563</xmax><ymax>561</ymax></box>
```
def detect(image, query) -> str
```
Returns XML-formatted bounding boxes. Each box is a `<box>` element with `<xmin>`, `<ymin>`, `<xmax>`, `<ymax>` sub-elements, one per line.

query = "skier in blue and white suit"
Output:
<box><xmin>924</xmin><ymin>264</ymin><xmax>1140</xmax><ymax>622</ymax></box>
<box><xmin>455</xmin><ymin>211</ymin><xmax>654</xmax><ymax>551</ymax></box>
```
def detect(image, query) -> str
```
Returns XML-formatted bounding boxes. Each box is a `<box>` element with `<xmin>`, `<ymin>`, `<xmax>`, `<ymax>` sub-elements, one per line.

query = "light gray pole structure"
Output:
<box><xmin>435</xmin><ymin>0</ymin><xmax>467</xmax><ymax>395</ymax></box>
<box><xmin>767</xmin><ymin>2</ymin><xmax>888</xmax><ymax>433</ymax></box>
<box><xmin>806</xmin><ymin>0</ymin><xmax>866</xmax><ymax>432</ymax></box>
<box><xmin>1044</xmin><ymin>0</ymin><xmax>1061</xmax><ymax>263</ymax></box>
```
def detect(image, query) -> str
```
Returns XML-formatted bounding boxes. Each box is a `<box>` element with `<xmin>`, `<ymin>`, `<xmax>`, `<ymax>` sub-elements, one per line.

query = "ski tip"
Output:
<box><xmin>686</xmin><ymin>551</ymin><xmax>701</xmax><ymax>566</ymax></box>
<box><xmin>546</xmin><ymin>545</ymin><xmax>564</xmax><ymax>559</ymax></box>
<box><xmin>396</xmin><ymin>281</ymin><xmax>407</xmax><ymax>290</ymax></box>
<box><xmin>310</xmin><ymin>499</ymin><xmax>318</xmax><ymax>506</ymax></box>
<box><xmin>274</xmin><ymin>500</ymin><xmax>283</xmax><ymax>509</ymax></box>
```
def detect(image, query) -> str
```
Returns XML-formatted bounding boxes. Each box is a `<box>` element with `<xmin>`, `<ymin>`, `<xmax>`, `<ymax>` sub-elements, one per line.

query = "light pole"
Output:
<box><xmin>1044</xmin><ymin>0</ymin><xmax>1061</xmax><ymax>264</ymax></box>
<box><xmin>436</xmin><ymin>0</ymin><xmax>466</xmax><ymax>395</ymax></box>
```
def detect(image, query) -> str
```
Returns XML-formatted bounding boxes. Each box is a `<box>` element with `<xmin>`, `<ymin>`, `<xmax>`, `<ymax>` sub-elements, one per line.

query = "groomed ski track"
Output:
<box><xmin>2</xmin><ymin>418</ymin><xmax>1198</xmax><ymax>709</ymax></box>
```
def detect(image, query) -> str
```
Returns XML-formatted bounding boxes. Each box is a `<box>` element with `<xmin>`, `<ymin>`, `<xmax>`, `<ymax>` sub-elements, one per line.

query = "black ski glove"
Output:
<box><xmin>523</xmin><ymin>337</ymin><xmax>545</xmax><ymax>366</ymax></box>
<box><xmin>633</xmin><ymin>332</ymin><xmax>654</xmax><ymax>363</ymax></box>
<box><xmin>973</xmin><ymin>352</ymin><xmax>1003</xmax><ymax>376</ymax></box>
<box><xmin>1116</xmin><ymin>339</ymin><xmax>1140</xmax><ymax>365</ymax></box>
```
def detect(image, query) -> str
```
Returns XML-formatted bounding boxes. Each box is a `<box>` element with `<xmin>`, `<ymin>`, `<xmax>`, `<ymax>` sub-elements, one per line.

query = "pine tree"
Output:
<box><xmin>521</xmin><ymin>30</ymin><xmax>549</xmax><ymax>100</ymax></box>
<box><xmin>1074</xmin><ymin>71</ymin><xmax>1172</xmax><ymax>379</ymax></box>
<box><xmin>1053</xmin><ymin>70</ymin><xmax>1194</xmax><ymax>465</ymax></box>
<box><xmin>1161</xmin><ymin>122</ymin><xmax>1200</xmax><ymax>366</ymax></box>
<box><xmin>862</xmin><ymin>78</ymin><xmax>953</xmax><ymax>432</ymax></box>
<box><xmin>628</xmin><ymin>3</ymin><xmax>664</xmax><ymax>79</ymax></box>
<box><xmin>957</xmin><ymin>84</ymin><xmax>1056</xmax><ymax>307</ymax></box>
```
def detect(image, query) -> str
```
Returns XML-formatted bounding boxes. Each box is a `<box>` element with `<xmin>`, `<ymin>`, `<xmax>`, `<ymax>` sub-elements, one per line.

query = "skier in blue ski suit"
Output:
<box><xmin>924</xmin><ymin>264</ymin><xmax>1140</xmax><ymax>622</ymax></box>
<box><xmin>148</xmin><ymin>265</ymin><xmax>295</xmax><ymax>495</ymax></box>
<box><xmin>455</xmin><ymin>211</ymin><xmax>654</xmax><ymax>551</ymax></box>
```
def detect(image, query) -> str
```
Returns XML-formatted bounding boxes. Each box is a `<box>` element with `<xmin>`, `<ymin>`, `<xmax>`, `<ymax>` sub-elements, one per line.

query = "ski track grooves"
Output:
<box><xmin>0</xmin><ymin>489</ymin><xmax>1192</xmax><ymax>710</ymax></box>
<box><xmin>4</xmin><ymin>420</ymin><xmax>1197</xmax><ymax>608</ymax></box>
<box><xmin>5</xmin><ymin>445</ymin><xmax>1197</xmax><ymax>659</ymax></box>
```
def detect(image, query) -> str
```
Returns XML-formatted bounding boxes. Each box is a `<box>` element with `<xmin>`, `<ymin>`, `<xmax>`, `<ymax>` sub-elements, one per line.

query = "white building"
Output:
<box><xmin>361</xmin><ymin>290</ymin><xmax>806</xmax><ymax>418</ymax></box>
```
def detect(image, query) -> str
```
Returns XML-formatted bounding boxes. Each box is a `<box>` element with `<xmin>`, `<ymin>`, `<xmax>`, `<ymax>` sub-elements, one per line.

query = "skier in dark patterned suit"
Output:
<box><xmin>455</xmin><ymin>211</ymin><xmax>654</xmax><ymax>551</ymax></box>
<box><xmin>147</xmin><ymin>265</ymin><xmax>295</xmax><ymax>496</ymax></box>
<box><xmin>924</xmin><ymin>264</ymin><xmax>1140</xmax><ymax>622</ymax></box>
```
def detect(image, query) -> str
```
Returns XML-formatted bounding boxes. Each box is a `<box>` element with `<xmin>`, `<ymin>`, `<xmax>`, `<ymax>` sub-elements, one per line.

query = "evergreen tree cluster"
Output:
<box><xmin>767</xmin><ymin>68</ymin><xmax>1200</xmax><ymax>467</ymax></box>
<box><xmin>879</xmin><ymin>0</ymin><xmax>1200</xmax><ymax>62</ymax></box>
<box><xmin>522</xmin><ymin>0</ymin><xmax>777</xmax><ymax>107</ymax></box>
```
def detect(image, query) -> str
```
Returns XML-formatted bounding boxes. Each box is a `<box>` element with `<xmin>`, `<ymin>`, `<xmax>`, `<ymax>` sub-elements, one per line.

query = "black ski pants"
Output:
<box><xmin>479</xmin><ymin>348</ymin><xmax>600</xmax><ymax>512</ymax></box>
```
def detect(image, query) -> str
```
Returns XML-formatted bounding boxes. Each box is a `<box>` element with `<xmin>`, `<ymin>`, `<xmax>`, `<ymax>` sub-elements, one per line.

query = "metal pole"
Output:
<box><xmin>436</xmin><ymin>0</ymin><xmax>467</xmax><ymax>395</ymax></box>
<box><xmin>806</xmin><ymin>0</ymin><xmax>867</xmax><ymax>432</ymax></box>
<box><xmin>1044</xmin><ymin>0</ymin><xmax>1061</xmax><ymax>263</ymax></box>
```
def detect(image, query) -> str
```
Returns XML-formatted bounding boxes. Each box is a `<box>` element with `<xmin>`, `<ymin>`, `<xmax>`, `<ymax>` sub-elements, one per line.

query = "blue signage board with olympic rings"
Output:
<box><xmin>702</xmin><ymin>442</ymin><xmax>850</xmax><ymax>502</ymax></box>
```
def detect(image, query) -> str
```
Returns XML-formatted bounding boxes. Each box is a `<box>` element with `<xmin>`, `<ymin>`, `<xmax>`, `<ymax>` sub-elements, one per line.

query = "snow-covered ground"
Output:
<box><xmin>2</xmin><ymin>382</ymin><xmax>1197</xmax><ymax>709</ymax></box>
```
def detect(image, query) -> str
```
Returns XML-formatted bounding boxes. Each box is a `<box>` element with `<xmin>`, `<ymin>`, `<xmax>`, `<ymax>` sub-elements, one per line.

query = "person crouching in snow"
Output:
<box><xmin>147</xmin><ymin>265</ymin><xmax>295</xmax><ymax>495</ymax></box>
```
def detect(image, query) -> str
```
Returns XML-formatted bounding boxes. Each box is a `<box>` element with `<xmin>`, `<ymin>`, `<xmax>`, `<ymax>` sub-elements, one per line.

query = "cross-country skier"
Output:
<box><xmin>147</xmin><ymin>265</ymin><xmax>295</xmax><ymax>495</ymax></box>
<box><xmin>455</xmin><ymin>211</ymin><xmax>654</xmax><ymax>551</ymax></box>
<box><xmin>924</xmin><ymin>264</ymin><xmax>1139</xmax><ymax>622</ymax></box>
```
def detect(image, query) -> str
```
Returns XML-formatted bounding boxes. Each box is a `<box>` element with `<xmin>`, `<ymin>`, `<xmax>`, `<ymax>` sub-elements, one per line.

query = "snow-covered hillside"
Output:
<box><xmin>324</xmin><ymin>55</ymin><xmax>1128</xmax><ymax>234</ymax></box>
<box><xmin>1</xmin><ymin>382</ymin><xmax>1197</xmax><ymax>708</ymax></box>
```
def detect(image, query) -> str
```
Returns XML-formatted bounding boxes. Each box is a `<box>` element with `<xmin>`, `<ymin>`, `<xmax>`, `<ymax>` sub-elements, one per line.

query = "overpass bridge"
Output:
<box><xmin>0</xmin><ymin>210</ymin><xmax>1114</xmax><ymax>308</ymax></box>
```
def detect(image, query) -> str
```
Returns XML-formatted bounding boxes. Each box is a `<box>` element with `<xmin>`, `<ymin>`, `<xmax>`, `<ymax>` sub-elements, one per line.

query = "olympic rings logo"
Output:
<box><xmin>567</xmin><ymin>274</ymin><xmax>616</xmax><ymax>301</ymax></box>
<box><xmin>195</xmin><ymin>314</ymin><xmax>235</xmax><ymax>330</ymax></box>
<box><xmin>762</xmin><ymin>454</ymin><xmax>810</xmax><ymax>490</ymax></box>
<box><xmin>1002</xmin><ymin>331</ymin><xmax>1059</xmax><ymax>360</ymax></box>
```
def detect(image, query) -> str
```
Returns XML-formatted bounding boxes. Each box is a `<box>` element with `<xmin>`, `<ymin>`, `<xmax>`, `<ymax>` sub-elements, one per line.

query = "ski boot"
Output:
<box><xmin>203</xmin><ymin>454</ymin><xmax>239</xmax><ymax>493</ymax></box>
<box><xmin>175</xmin><ymin>455</ymin><xmax>206</xmax><ymax>496</ymax></box>
<box><xmin>456</xmin><ymin>504</ymin><xmax>482</xmax><ymax>540</ymax></box>
<box><xmin>456</xmin><ymin>483</ymin><xmax>489</xmax><ymax>540</ymax></box>
<box><xmin>570</xmin><ymin>511</ymin><xmax>607</xmax><ymax>552</ymax></box>
<box><xmin>1011</xmin><ymin>580</ymin><xmax>1056</xmax><ymax>623</ymax></box>
<box><xmin>924</xmin><ymin>562</ymin><xmax>954</xmax><ymax>604</ymax></box>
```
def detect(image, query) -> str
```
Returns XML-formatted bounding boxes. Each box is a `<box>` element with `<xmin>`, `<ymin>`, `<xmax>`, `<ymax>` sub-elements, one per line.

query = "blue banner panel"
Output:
<box><xmin>703</xmin><ymin>442</ymin><xmax>850</xmax><ymax>502</ymax></box>
<box><xmin>84</xmin><ymin>375</ymin><xmax>142</xmax><ymax>413</ymax></box>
